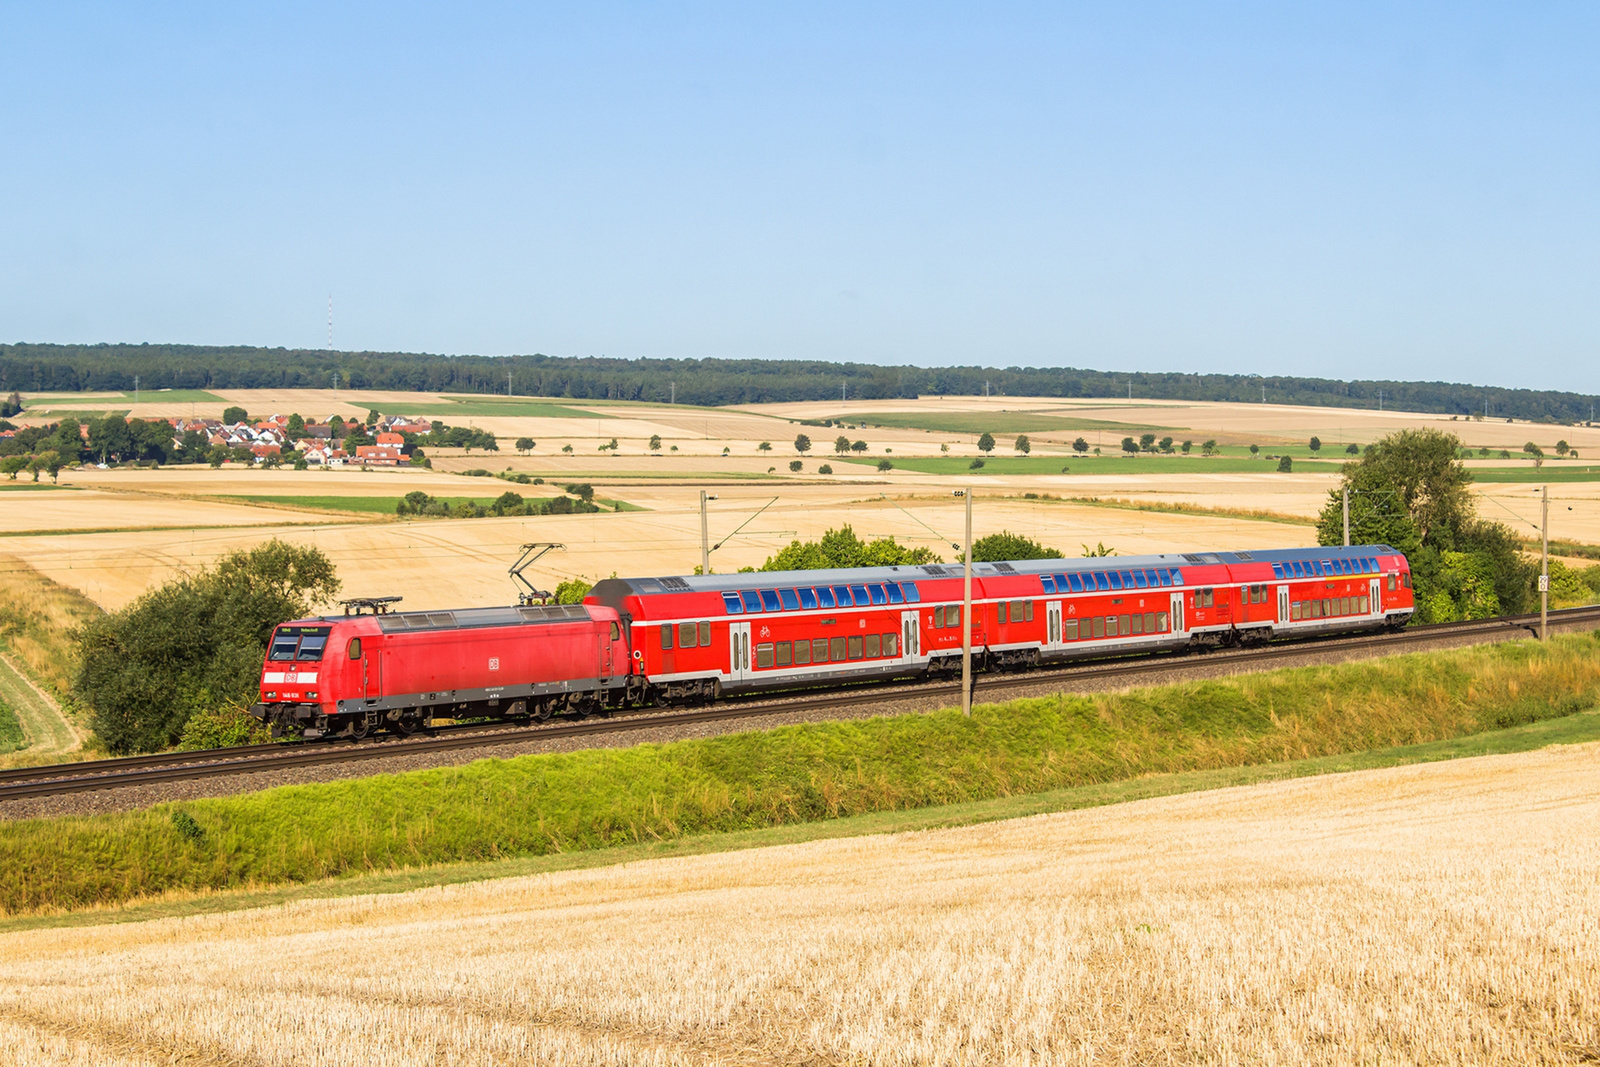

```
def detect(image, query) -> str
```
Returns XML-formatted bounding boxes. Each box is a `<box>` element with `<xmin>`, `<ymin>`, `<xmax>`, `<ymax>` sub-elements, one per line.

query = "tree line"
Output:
<box><xmin>3</xmin><ymin>343</ymin><xmax>1596</xmax><ymax>423</ymax></box>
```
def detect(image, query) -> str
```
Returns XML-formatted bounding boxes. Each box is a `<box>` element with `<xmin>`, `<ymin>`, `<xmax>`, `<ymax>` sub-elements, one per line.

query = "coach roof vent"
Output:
<box><xmin>658</xmin><ymin>576</ymin><xmax>692</xmax><ymax>591</ymax></box>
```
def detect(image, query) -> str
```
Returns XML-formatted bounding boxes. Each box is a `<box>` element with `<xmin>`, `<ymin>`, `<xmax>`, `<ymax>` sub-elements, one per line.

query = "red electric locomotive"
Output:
<box><xmin>252</xmin><ymin>601</ymin><xmax>637</xmax><ymax>739</ymax></box>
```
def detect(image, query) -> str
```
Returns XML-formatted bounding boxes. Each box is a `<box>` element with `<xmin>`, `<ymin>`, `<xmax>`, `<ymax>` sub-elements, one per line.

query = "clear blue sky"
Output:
<box><xmin>2</xmin><ymin>3</ymin><xmax>1597</xmax><ymax>392</ymax></box>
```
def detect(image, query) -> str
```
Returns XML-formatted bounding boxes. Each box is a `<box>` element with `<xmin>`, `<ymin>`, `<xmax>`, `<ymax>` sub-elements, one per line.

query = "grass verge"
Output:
<box><xmin>0</xmin><ymin>695</ymin><xmax>23</xmax><ymax>753</ymax></box>
<box><xmin>3</xmin><ymin>634</ymin><xmax>1599</xmax><ymax>917</ymax></box>
<box><xmin>7</xmin><ymin>702</ymin><xmax>1599</xmax><ymax>933</ymax></box>
<box><xmin>0</xmin><ymin>555</ymin><xmax>102</xmax><ymax>697</ymax></box>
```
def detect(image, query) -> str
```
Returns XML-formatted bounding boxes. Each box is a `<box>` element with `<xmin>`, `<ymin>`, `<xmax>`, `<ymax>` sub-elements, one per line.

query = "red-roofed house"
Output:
<box><xmin>356</xmin><ymin>444</ymin><xmax>404</xmax><ymax>466</ymax></box>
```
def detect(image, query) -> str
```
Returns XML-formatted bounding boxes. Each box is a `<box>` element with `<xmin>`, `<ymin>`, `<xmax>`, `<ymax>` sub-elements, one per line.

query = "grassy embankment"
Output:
<box><xmin>3</xmin><ymin>633</ymin><xmax>1598</xmax><ymax>917</ymax></box>
<box><xmin>0</xmin><ymin>556</ymin><xmax>100</xmax><ymax>765</ymax></box>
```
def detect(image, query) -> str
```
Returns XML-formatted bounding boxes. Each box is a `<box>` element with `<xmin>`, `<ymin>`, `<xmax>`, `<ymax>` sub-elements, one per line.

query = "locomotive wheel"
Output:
<box><xmin>348</xmin><ymin>717</ymin><xmax>371</xmax><ymax>740</ymax></box>
<box><xmin>534</xmin><ymin>701</ymin><xmax>553</xmax><ymax>722</ymax></box>
<box><xmin>390</xmin><ymin>713</ymin><xmax>420</xmax><ymax>737</ymax></box>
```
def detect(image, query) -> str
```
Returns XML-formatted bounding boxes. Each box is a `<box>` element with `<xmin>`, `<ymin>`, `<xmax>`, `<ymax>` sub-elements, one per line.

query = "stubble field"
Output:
<box><xmin>6</xmin><ymin>391</ymin><xmax>1597</xmax><ymax>612</ymax></box>
<box><xmin>2</xmin><ymin>741</ymin><xmax>1595</xmax><ymax>1065</ymax></box>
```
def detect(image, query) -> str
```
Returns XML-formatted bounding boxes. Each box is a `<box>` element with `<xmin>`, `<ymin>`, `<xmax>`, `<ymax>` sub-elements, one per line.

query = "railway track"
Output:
<box><xmin>4</xmin><ymin>605</ymin><xmax>1597</xmax><ymax>803</ymax></box>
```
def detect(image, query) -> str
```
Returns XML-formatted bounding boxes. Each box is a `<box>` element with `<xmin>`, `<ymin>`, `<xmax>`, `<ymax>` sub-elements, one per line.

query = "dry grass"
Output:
<box><xmin>0</xmin><ymin>555</ymin><xmax>100</xmax><ymax>698</ymax></box>
<box><xmin>1</xmin><ymin>742</ymin><xmax>1595</xmax><ymax>1065</ymax></box>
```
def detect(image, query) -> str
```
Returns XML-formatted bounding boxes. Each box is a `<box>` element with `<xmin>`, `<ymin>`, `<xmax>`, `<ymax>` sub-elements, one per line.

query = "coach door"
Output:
<box><xmin>1277</xmin><ymin>586</ymin><xmax>1289</xmax><ymax>624</ymax></box>
<box><xmin>1369</xmin><ymin>577</ymin><xmax>1382</xmax><ymax>614</ymax></box>
<box><xmin>1046</xmin><ymin>600</ymin><xmax>1063</xmax><ymax>650</ymax></box>
<box><xmin>900</xmin><ymin>608</ymin><xmax>920</xmax><ymax>664</ymax></box>
<box><xmin>1170</xmin><ymin>591</ymin><xmax>1185</xmax><ymax>636</ymax></box>
<box><xmin>728</xmin><ymin>621</ymin><xmax>751</xmax><ymax>684</ymax></box>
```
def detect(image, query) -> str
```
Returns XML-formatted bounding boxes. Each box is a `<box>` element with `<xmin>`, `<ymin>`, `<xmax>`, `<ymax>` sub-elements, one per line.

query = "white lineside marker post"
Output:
<box><xmin>1343</xmin><ymin>486</ymin><xmax>1350</xmax><ymax>547</ymax></box>
<box><xmin>961</xmin><ymin>488</ymin><xmax>973</xmax><ymax>717</ymax></box>
<box><xmin>1540</xmin><ymin>483</ymin><xmax>1549</xmax><ymax>642</ymax></box>
<box><xmin>700</xmin><ymin>490</ymin><xmax>711</xmax><ymax>577</ymax></box>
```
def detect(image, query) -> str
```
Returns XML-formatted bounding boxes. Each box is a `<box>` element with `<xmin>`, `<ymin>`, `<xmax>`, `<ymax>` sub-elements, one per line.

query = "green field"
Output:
<box><xmin>0</xmin><ymin>695</ymin><xmax>24</xmax><ymax>754</ymax></box>
<box><xmin>125</xmin><ymin>389</ymin><xmax>228</xmax><ymax>404</ymax></box>
<box><xmin>850</xmin><ymin>454</ymin><xmax>1345</xmax><ymax>476</ymax></box>
<box><xmin>2</xmin><ymin>634</ymin><xmax>1596</xmax><ymax>916</ymax></box>
<box><xmin>17</xmin><ymin>408</ymin><xmax>130</xmax><ymax>419</ymax></box>
<box><xmin>401</xmin><ymin>397</ymin><xmax>612</xmax><ymax>419</ymax></box>
<box><xmin>850</xmin><ymin>411</ymin><xmax>1179</xmax><ymax>436</ymax></box>
<box><xmin>1467</xmin><ymin>465</ymin><xmax>1600</xmax><ymax>483</ymax></box>
<box><xmin>0</xmin><ymin>484</ymin><xmax>76</xmax><ymax>492</ymax></box>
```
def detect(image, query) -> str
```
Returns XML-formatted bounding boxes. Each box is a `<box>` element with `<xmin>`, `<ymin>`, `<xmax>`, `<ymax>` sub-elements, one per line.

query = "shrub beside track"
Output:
<box><xmin>2</xmin><ymin>632</ymin><xmax>1599</xmax><ymax>915</ymax></box>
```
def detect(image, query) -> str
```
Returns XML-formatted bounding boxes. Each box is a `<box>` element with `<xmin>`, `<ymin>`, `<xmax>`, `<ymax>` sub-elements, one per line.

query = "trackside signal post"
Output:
<box><xmin>961</xmin><ymin>488</ymin><xmax>973</xmax><ymax>717</ymax></box>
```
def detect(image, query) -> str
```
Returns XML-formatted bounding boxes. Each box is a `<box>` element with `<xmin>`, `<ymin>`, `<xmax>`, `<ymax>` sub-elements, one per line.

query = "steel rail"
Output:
<box><xmin>4</xmin><ymin>605</ymin><xmax>1597</xmax><ymax>803</ymax></box>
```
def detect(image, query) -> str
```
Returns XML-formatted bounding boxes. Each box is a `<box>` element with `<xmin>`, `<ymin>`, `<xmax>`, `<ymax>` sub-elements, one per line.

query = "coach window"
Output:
<box><xmin>1065</xmin><ymin>573</ymin><xmax>1082</xmax><ymax>593</ymax></box>
<box><xmin>1116</xmin><ymin>615</ymin><xmax>1129</xmax><ymax>635</ymax></box>
<box><xmin>779</xmin><ymin>588</ymin><xmax>801</xmax><ymax>611</ymax></box>
<box><xmin>1064</xmin><ymin>619</ymin><xmax>1079</xmax><ymax>640</ymax></box>
<box><xmin>1130</xmin><ymin>613</ymin><xmax>1143</xmax><ymax>635</ymax></box>
<box><xmin>722</xmin><ymin>592</ymin><xmax>743</xmax><ymax>614</ymax></box>
<box><xmin>886</xmin><ymin>583</ymin><xmax>904</xmax><ymax>604</ymax></box>
<box><xmin>776</xmin><ymin>642</ymin><xmax>792</xmax><ymax>667</ymax></box>
<box><xmin>755</xmin><ymin>643</ymin><xmax>775</xmax><ymax>668</ymax></box>
<box><xmin>816</xmin><ymin>586</ymin><xmax>837</xmax><ymax>609</ymax></box>
<box><xmin>850</xmin><ymin>584</ymin><xmax>871</xmax><ymax>606</ymax></box>
<box><xmin>1291</xmin><ymin>602</ymin><xmax>1303</xmax><ymax>621</ymax></box>
<box><xmin>346</xmin><ymin>637</ymin><xmax>362</xmax><ymax>660</ymax></box>
<box><xmin>883</xmin><ymin>632</ymin><xmax>899</xmax><ymax>656</ymax></box>
<box><xmin>678</xmin><ymin>622</ymin><xmax>698</xmax><ymax>648</ymax></box>
<box><xmin>949</xmin><ymin>605</ymin><xmax>962</xmax><ymax>628</ymax></box>
<box><xmin>812</xmin><ymin>638</ymin><xmax>829</xmax><ymax>662</ymax></box>
<box><xmin>1091</xmin><ymin>616</ymin><xmax>1105</xmax><ymax>638</ymax></box>
<box><xmin>902</xmin><ymin>582</ymin><xmax>921</xmax><ymax>602</ymax></box>
<box><xmin>760</xmin><ymin>590</ymin><xmax>781</xmax><ymax>612</ymax></box>
<box><xmin>832</xmin><ymin>585</ymin><xmax>853</xmax><ymax>607</ymax></box>
<box><xmin>864</xmin><ymin>634</ymin><xmax>881</xmax><ymax>657</ymax></box>
<box><xmin>846</xmin><ymin>635</ymin><xmax>863</xmax><ymax>660</ymax></box>
<box><xmin>698</xmin><ymin>621</ymin><xmax>711</xmax><ymax>646</ymax></box>
<box><xmin>740</xmin><ymin>591</ymin><xmax>761</xmax><ymax>613</ymax></box>
<box><xmin>798</xmin><ymin>587</ymin><xmax>818</xmax><ymax>610</ymax></box>
<box><xmin>997</xmin><ymin>602</ymin><xmax>1007</xmax><ymax>625</ymax></box>
<box><xmin>793</xmin><ymin>640</ymin><xmax>811</xmax><ymax>665</ymax></box>
<box><xmin>829</xmin><ymin>636</ymin><xmax>846</xmax><ymax>661</ymax></box>
<box><xmin>866</xmin><ymin>584</ymin><xmax>886</xmax><ymax>606</ymax></box>
<box><xmin>660</xmin><ymin>626</ymin><xmax>673</xmax><ymax>650</ymax></box>
<box><xmin>1156</xmin><ymin>611</ymin><xmax>1169</xmax><ymax>631</ymax></box>
<box><xmin>1095</xmin><ymin>572</ymin><xmax>1112</xmax><ymax>591</ymax></box>
<box><xmin>933</xmin><ymin>605</ymin><xmax>945</xmax><ymax>628</ymax></box>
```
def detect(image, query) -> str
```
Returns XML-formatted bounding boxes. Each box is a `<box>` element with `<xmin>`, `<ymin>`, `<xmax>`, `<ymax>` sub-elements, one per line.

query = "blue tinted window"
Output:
<box><xmin>1341</xmin><ymin>559</ymin><xmax>1354</xmax><ymax>575</ymax></box>
<box><xmin>850</xmin><ymin>584</ymin><xmax>870</xmax><ymax>605</ymax></box>
<box><xmin>886</xmin><ymin>583</ymin><xmax>904</xmax><ymax>604</ymax></box>
<box><xmin>902</xmin><ymin>582</ymin><xmax>920</xmax><ymax>603</ymax></box>
<box><xmin>721</xmin><ymin>592</ymin><xmax>744</xmax><ymax>614</ymax></box>
<box><xmin>1039</xmin><ymin>575</ymin><xmax>1053</xmax><ymax>593</ymax></box>
<box><xmin>868</xmin><ymin>584</ymin><xmax>887</xmax><ymax>605</ymax></box>
<box><xmin>832</xmin><ymin>585</ymin><xmax>853</xmax><ymax>606</ymax></box>
<box><xmin>1289</xmin><ymin>561</ymin><xmax>1302</xmax><ymax>578</ymax></box>
<box><xmin>1272</xmin><ymin>563</ymin><xmax>1285</xmax><ymax>579</ymax></box>
<box><xmin>798</xmin><ymin>587</ymin><xmax>818</xmax><ymax>610</ymax></box>
<box><xmin>1108</xmin><ymin>571</ymin><xmax>1124</xmax><ymax>590</ymax></box>
<box><xmin>1094</xmin><ymin>572</ymin><xmax>1111</xmax><ymax>591</ymax></box>
<box><xmin>1171</xmin><ymin>569</ymin><xmax>1184</xmax><ymax>585</ymax></box>
<box><xmin>816</xmin><ymin>586</ymin><xmax>836</xmax><ymax>608</ymax></box>
<box><xmin>1069</xmin><ymin>573</ymin><xmax>1085</xmax><ymax>592</ymax></box>
<box><xmin>1133</xmin><ymin>570</ymin><xmax>1149</xmax><ymax>588</ymax></box>
<box><xmin>760</xmin><ymin>590</ymin><xmax>781</xmax><ymax>612</ymax></box>
<box><xmin>1158</xmin><ymin>568</ymin><xmax>1172</xmax><ymax>587</ymax></box>
<box><xmin>779</xmin><ymin>588</ymin><xmax>801</xmax><ymax>611</ymax></box>
<box><xmin>1366</xmin><ymin>557</ymin><xmax>1377</xmax><ymax>573</ymax></box>
<box><xmin>740</xmin><ymin>591</ymin><xmax>762</xmax><ymax>612</ymax></box>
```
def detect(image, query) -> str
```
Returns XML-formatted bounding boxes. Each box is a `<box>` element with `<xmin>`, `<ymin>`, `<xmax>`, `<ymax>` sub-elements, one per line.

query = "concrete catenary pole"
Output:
<box><xmin>700</xmin><ymin>490</ymin><xmax>711</xmax><ymax>577</ymax></box>
<box><xmin>1541</xmin><ymin>484</ymin><xmax>1549</xmax><ymax>642</ymax></box>
<box><xmin>1343</xmin><ymin>487</ymin><xmax>1350</xmax><ymax>547</ymax></box>
<box><xmin>961</xmin><ymin>489</ymin><xmax>974</xmax><ymax>717</ymax></box>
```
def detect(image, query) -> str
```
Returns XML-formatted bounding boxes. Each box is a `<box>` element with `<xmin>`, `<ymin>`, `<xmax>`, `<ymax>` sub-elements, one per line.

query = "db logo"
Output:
<box><xmin>488</xmin><ymin>657</ymin><xmax>500</xmax><ymax>671</ymax></box>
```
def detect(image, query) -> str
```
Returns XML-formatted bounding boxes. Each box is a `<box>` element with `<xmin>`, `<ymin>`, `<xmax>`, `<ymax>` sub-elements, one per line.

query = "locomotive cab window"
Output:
<box><xmin>346</xmin><ymin>637</ymin><xmax>362</xmax><ymax>660</ymax></box>
<box><xmin>269</xmin><ymin>633</ymin><xmax>299</xmax><ymax>661</ymax></box>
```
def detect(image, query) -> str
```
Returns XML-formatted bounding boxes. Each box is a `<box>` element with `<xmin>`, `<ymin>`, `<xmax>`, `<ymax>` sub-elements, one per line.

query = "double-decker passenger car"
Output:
<box><xmin>585</xmin><ymin>543</ymin><xmax>1413</xmax><ymax>702</ymax></box>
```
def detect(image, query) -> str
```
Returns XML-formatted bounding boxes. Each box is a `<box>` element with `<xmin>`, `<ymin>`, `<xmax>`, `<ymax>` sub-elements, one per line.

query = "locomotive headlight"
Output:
<box><xmin>265</xmin><ymin>691</ymin><xmax>277</xmax><ymax>698</ymax></box>
<box><xmin>307</xmin><ymin>691</ymin><xmax>318</xmax><ymax>699</ymax></box>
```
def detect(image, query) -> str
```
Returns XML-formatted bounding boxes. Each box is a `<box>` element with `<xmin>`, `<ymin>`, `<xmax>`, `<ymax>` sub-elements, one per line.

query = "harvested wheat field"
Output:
<box><xmin>3</xmin><ymin>742</ymin><xmax>1596</xmax><ymax>1065</ymax></box>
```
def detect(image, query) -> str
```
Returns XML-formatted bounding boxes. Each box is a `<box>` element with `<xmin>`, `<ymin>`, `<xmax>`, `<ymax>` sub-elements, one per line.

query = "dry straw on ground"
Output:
<box><xmin>2</xmin><ymin>741</ymin><xmax>1596</xmax><ymax>1065</ymax></box>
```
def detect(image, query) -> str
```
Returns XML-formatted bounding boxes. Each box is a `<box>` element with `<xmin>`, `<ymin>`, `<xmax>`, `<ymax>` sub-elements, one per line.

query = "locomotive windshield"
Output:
<box><xmin>267</xmin><ymin>626</ymin><xmax>333</xmax><ymax>662</ymax></box>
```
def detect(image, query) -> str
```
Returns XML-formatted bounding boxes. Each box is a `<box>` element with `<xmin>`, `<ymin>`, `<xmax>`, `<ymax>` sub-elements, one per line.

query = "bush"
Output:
<box><xmin>969</xmin><ymin>532</ymin><xmax>1063</xmax><ymax>562</ymax></box>
<box><xmin>876</xmin><ymin>458</ymin><xmax>894</xmax><ymax>471</ymax></box>
<box><xmin>1277</xmin><ymin>455</ymin><xmax>1293</xmax><ymax>472</ymax></box>
<box><xmin>177</xmin><ymin>702</ymin><xmax>272</xmax><ymax>750</ymax></box>
<box><xmin>75</xmin><ymin>541</ymin><xmax>341</xmax><ymax>753</ymax></box>
<box><xmin>969</xmin><ymin>458</ymin><xmax>985</xmax><ymax>469</ymax></box>
<box><xmin>789</xmin><ymin>460</ymin><xmax>803</xmax><ymax>472</ymax></box>
<box><xmin>818</xmin><ymin>464</ymin><xmax>833</xmax><ymax>474</ymax></box>
<box><xmin>221</xmin><ymin>406</ymin><xmax>247</xmax><ymax>424</ymax></box>
<box><xmin>554</xmin><ymin>577</ymin><xmax>592</xmax><ymax>604</ymax></box>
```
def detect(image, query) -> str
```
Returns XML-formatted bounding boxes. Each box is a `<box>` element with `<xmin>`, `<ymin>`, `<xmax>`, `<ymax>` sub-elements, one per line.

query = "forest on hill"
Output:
<box><xmin>1</xmin><ymin>343</ymin><xmax>1595</xmax><ymax>423</ymax></box>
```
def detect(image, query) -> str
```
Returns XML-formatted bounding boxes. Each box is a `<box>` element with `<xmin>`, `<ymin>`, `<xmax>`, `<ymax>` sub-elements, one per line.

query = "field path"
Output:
<box><xmin>2</xmin><ymin>741</ymin><xmax>1596</xmax><ymax>1064</ymax></box>
<box><xmin>0</xmin><ymin>651</ymin><xmax>82</xmax><ymax>757</ymax></box>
